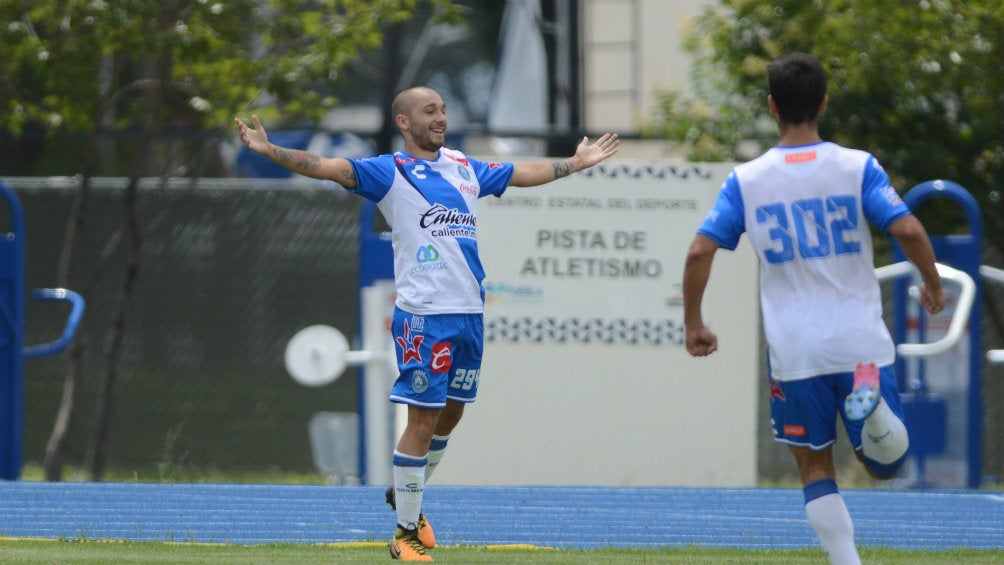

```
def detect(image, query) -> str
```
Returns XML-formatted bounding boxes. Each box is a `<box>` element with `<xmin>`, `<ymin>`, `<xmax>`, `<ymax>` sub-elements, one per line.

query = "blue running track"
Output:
<box><xmin>0</xmin><ymin>483</ymin><xmax>1001</xmax><ymax>549</ymax></box>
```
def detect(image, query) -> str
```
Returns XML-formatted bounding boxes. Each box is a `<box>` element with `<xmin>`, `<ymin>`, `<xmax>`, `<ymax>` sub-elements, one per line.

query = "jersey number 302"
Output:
<box><xmin>756</xmin><ymin>195</ymin><xmax>862</xmax><ymax>264</ymax></box>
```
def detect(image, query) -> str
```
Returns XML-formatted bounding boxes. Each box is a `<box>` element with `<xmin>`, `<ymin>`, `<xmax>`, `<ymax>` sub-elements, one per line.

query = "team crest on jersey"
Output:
<box><xmin>411</xmin><ymin>370</ymin><xmax>430</xmax><ymax>393</ymax></box>
<box><xmin>882</xmin><ymin>185</ymin><xmax>903</xmax><ymax>206</ymax></box>
<box><xmin>457</xmin><ymin>165</ymin><xmax>471</xmax><ymax>181</ymax></box>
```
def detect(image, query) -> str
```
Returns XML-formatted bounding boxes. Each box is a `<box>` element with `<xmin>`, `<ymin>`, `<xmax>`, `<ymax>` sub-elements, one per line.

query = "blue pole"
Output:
<box><xmin>0</xmin><ymin>181</ymin><xmax>26</xmax><ymax>480</ymax></box>
<box><xmin>897</xmin><ymin>180</ymin><xmax>983</xmax><ymax>488</ymax></box>
<box><xmin>357</xmin><ymin>199</ymin><xmax>395</xmax><ymax>485</ymax></box>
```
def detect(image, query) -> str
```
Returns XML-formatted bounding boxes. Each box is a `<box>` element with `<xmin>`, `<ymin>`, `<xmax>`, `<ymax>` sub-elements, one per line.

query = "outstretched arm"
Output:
<box><xmin>888</xmin><ymin>214</ymin><xmax>945</xmax><ymax>315</ymax></box>
<box><xmin>682</xmin><ymin>234</ymin><xmax>720</xmax><ymax>357</ymax></box>
<box><xmin>509</xmin><ymin>133</ymin><xmax>620</xmax><ymax>187</ymax></box>
<box><xmin>234</xmin><ymin>114</ymin><xmax>358</xmax><ymax>189</ymax></box>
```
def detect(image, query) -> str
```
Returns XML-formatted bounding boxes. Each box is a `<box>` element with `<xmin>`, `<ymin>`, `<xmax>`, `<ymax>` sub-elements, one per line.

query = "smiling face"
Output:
<box><xmin>393</xmin><ymin>87</ymin><xmax>447</xmax><ymax>158</ymax></box>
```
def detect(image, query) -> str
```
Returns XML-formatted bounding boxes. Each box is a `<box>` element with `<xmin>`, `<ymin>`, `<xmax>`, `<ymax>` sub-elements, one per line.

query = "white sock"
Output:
<box><xmin>392</xmin><ymin>450</ymin><xmax>426</xmax><ymax>529</ymax></box>
<box><xmin>425</xmin><ymin>434</ymin><xmax>450</xmax><ymax>483</ymax></box>
<box><xmin>862</xmin><ymin>398</ymin><xmax>909</xmax><ymax>464</ymax></box>
<box><xmin>804</xmin><ymin>480</ymin><xmax>861</xmax><ymax>565</ymax></box>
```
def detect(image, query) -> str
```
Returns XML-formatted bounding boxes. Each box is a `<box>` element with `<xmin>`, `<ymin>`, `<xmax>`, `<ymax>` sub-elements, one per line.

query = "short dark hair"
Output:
<box><xmin>767</xmin><ymin>52</ymin><xmax>827</xmax><ymax>124</ymax></box>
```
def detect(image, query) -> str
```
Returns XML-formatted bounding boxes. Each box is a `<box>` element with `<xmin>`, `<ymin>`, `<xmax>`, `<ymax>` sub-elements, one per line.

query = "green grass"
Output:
<box><xmin>0</xmin><ymin>540</ymin><xmax>1001</xmax><ymax>565</ymax></box>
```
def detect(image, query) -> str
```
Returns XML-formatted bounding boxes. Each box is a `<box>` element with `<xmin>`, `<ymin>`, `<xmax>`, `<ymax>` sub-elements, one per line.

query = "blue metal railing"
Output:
<box><xmin>1</xmin><ymin>180</ymin><xmax>85</xmax><ymax>480</ymax></box>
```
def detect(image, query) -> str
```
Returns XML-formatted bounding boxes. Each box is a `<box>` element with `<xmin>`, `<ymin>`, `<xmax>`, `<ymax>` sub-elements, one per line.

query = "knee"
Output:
<box><xmin>435</xmin><ymin>402</ymin><xmax>465</xmax><ymax>434</ymax></box>
<box><xmin>863</xmin><ymin>453</ymin><xmax>907</xmax><ymax>480</ymax></box>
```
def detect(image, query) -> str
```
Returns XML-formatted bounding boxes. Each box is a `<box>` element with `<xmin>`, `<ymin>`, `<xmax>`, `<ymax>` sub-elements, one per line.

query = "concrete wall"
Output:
<box><xmin>582</xmin><ymin>0</ymin><xmax>715</xmax><ymax>135</ymax></box>
<box><xmin>429</xmin><ymin>161</ymin><xmax>760</xmax><ymax>486</ymax></box>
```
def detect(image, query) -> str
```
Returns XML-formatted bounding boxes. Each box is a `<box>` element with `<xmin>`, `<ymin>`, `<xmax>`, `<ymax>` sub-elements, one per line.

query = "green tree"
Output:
<box><xmin>645</xmin><ymin>0</ymin><xmax>1003</xmax><ymax>253</ymax></box>
<box><xmin>0</xmin><ymin>0</ymin><xmax>463</xmax><ymax>480</ymax></box>
<box><xmin>645</xmin><ymin>0</ymin><xmax>1004</xmax><ymax>482</ymax></box>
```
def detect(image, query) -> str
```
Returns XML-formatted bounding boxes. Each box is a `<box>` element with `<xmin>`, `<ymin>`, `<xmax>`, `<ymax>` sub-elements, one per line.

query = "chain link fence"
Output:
<box><xmin>7</xmin><ymin>177</ymin><xmax>1003</xmax><ymax>484</ymax></box>
<box><xmin>14</xmin><ymin>178</ymin><xmax>362</xmax><ymax>477</ymax></box>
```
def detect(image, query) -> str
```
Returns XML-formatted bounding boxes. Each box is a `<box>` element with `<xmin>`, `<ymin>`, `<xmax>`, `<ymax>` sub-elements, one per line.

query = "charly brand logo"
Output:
<box><xmin>784</xmin><ymin>151</ymin><xmax>816</xmax><ymax>163</ymax></box>
<box><xmin>412</xmin><ymin>164</ymin><xmax>428</xmax><ymax>179</ymax></box>
<box><xmin>412</xmin><ymin>370</ymin><xmax>429</xmax><ymax>393</ymax></box>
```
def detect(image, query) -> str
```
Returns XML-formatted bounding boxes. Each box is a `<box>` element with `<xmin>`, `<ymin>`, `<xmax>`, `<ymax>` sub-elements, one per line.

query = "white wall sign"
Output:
<box><xmin>432</xmin><ymin>162</ymin><xmax>761</xmax><ymax>486</ymax></box>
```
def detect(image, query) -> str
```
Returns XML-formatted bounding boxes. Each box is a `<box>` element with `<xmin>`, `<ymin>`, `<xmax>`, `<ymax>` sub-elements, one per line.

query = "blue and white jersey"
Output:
<box><xmin>697</xmin><ymin>141</ymin><xmax>911</xmax><ymax>381</ymax></box>
<box><xmin>350</xmin><ymin>147</ymin><xmax>514</xmax><ymax>315</ymax></box>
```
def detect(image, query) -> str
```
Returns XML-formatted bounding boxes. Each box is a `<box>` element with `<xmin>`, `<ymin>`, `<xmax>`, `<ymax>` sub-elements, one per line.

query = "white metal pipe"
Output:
<box><xmin>874</xmin><ymin>261</ymin><xmax>975</xmax><ymax>357</ymax></box>
<box><xmin>980</xmin><ymin>264</ymin><xmax>1004</xmax><ymax>284</ymax></box>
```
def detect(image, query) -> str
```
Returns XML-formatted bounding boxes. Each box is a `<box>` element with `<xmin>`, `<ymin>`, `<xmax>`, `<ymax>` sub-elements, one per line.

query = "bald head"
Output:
<box><xmin>391</xmin><ymin>87</ymin><xmax>448</xmax><ymax>157</ymax></box>
<box><xmin>391</xmin><ymin>87</ymin><xmax>443</xmax><ymax>121</ymax></box>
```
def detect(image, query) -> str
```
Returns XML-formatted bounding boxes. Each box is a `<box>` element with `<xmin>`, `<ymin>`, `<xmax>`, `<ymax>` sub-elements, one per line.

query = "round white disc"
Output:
<box><xmin>284</xmin><ymin>325</ymin><xmax>350</xmax><ymax>387</ymax></box>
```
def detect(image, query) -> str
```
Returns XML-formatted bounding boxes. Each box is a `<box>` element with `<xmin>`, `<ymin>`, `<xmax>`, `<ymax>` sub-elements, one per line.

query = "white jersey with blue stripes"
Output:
<box><xmin>697</xmin><ymin>141</ymin><xmax>912</xmax><ymax>381</ymax></box>
<box><xmin>350</xmin><ymin>147</ymin><xmax>514</xmax><ymax>315</ymax></box>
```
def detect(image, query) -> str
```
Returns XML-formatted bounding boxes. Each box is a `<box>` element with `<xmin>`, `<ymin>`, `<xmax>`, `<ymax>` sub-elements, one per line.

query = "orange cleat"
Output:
<box><xmin>389</xmin><ymin>525</ymin><xmax>433</xmax><ymax>562</ymax></box>
<box><xmin>386</xmin><ymin>486</ymin><xmax>436</xmax><ymax>548</ymax></box>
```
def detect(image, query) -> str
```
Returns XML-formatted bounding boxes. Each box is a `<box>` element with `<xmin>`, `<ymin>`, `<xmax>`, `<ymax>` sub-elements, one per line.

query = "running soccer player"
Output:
<box><xmin>681</xmin><ymin>53</ymin><xmax>945</xmax><ymax>565</ymax></box>
<box><xmin>236</xmin><ymin>86</ymin><xmax>619</xmax><ymax>561</ymax></box>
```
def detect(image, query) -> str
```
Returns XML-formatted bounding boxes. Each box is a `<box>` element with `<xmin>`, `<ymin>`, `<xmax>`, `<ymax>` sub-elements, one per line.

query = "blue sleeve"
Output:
<box><xmin>348</xmin><ymin>154</ymin><xmax>396</xmax><ymax>202</ymax></box>
<box><xmin>861</xmin><ymin>156</ymin><xmax>911</xmax><ymax>232</ymax></box>
<box><xmin>469</xmin><ymin>157</ymin><xmax>514</xmax><ymax>198</ymax></box>
<box><xmin>696</xmin><ymin>172</ymin><xmax>746</xmax><ymax>251</ymax></box>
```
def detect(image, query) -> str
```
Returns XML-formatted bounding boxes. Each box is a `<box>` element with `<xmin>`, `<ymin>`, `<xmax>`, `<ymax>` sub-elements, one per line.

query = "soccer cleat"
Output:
<box><xmin>389</xmin><ymin>525</ymin><xmax>433</xmax><ymax>562</ymax></box>
<box><xmin>385</xmin><ymin>486</ymin><xmax>436</xmax><ymax>548</ymax></box>
<box><xmin>844</xmin><ymin>362</ymin><xmax>881</xmax><ymax>422</ymax></box>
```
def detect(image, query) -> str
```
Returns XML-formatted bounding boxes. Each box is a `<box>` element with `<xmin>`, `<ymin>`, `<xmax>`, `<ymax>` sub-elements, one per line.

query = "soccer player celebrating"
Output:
<box><xmin>236</xmin><ymin>86</ymin><xmax>619</xmax><ymax>561</ymax></box>
<box><xmin>681</xmin><ymin>53</ymin><xmax>945</xmax><ymax>565</ymax></box>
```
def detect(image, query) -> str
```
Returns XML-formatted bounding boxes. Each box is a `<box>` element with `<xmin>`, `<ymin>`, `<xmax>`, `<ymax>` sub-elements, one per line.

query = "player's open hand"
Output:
<box><xmin>574</xmin><ymin>133</ymin><xmax>620</xmax><ymax>169</ymax></box>
<box><xmin>685</xmin><ymin>325</ymin><xmax>718</xmax><ymax>357</ymax></box>
<box><xmin>234</xmin><ymin>114</ymin><xmax>270</xmax><ymax>156</ymax></box>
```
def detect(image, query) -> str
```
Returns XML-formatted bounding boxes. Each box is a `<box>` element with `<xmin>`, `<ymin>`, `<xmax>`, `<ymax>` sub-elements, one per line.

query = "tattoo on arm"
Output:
<box><xmin>273</xmin><ymin>147</ymin><xmax>319</xmax><ymax>171</ymax></box>
<box><xmin>340</xmin><ymin>168</ymin><xmax>355</xmax><ymax>184</ymax></box>
<box><xmin>552</xmin><ymin>159</ymin><xmax>574</xmax><ymax>179</ymax></box>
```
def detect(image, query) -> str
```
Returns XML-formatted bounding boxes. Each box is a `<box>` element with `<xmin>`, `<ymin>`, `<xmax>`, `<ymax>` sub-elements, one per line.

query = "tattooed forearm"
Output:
<box><xmin>273</xmin><ymin>147</ymin><xmax>320</xmax><ymax>171</ymax></box>
<box><xmin>340</xmin><ymin>168</ymin><xmax>355</xmax><ymax>184</ymax></box>
<box><xmin>552</xmin><ymin>159</ymin><xmax>574</xmax><ymax>179</ymax></box>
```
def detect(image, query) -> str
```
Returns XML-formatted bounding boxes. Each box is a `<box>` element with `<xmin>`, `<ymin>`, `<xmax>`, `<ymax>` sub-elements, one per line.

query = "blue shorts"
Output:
<box><xmin>389</xmin><ymin>307</ymin><xmax>484</xmax><ymax>408</ymax></box>
<box><xmin>769</xmin><ymin>365</ymin><xmax>904</xmax><ymax>451</ymax></box>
